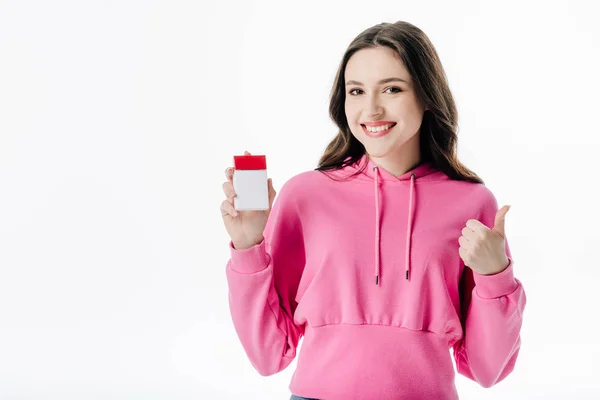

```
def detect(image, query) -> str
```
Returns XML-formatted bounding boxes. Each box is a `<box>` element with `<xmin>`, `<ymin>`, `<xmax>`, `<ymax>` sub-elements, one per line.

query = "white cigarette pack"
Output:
<box><xmin>233</xmin><ymin>155</ymin><xmax>269</xmax><ymax>211</ymax></box>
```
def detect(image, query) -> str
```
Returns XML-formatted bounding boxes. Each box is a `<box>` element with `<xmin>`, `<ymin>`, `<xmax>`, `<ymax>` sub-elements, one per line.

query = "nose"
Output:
<box><xmin>366</xmin><ymin>95</ymin><xmax>383</xmax><ymax>118</ymax></box>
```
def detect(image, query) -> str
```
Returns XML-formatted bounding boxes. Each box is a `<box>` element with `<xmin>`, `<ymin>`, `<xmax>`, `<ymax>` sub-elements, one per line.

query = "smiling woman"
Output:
<box><xmin>342</xmin><ymin>46</ymin><xmax>426</xmax><ymax>169</ymax></box>
<box><xmin>319</xmin><ymin>22</ymin><xmax>483</xmax><ymax>184</ymax></box>
<box><xmin>222</xmin><ymin>20</ymin><xmax>526</xmax><ymax>400</ymax></box>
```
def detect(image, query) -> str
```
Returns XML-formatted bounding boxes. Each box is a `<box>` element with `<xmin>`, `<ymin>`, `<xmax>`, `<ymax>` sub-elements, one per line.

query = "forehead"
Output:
<box><xmin>345</xmin><ymin>47</ymin><xmax>410</xmax><ymax>82</ymax></box>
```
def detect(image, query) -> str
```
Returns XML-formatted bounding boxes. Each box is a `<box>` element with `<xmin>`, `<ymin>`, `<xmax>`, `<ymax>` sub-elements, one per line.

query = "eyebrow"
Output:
<box><xmin>345</xmin><ymin>77</ymin><xmax>408</xmax><ymax>86</ymax></box>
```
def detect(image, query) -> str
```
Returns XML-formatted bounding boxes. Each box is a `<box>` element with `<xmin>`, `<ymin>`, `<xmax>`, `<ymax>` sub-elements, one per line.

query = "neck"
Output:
<box><xmin>366</xmin><ymin>140</ymin><xmax>422</xmax><ymax>178</ymax></box>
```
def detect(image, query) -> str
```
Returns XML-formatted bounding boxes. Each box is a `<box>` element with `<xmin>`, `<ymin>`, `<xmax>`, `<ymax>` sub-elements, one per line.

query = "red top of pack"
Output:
<box><xmin>234</xmin><ymin>155</ymin><xmax>267</xmax><ymax>170</ymax></box>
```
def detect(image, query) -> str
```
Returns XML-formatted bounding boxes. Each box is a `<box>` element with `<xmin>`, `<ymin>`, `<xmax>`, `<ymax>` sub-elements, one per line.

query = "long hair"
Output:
<box><xmin>316</xmin><ymin>21</ymin><xmax>483</xmax><ymax>184</ymax></box>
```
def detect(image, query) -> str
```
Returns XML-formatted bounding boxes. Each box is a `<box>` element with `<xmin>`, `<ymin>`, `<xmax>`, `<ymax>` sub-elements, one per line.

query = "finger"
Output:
<box><xmin>493</xmin><ymin>205</ymin><xmax>510</xmax><ymax>238</ymax></box>
<box><xmin>220</xmin><ymin>199</ymin><xmax>239</xmax><ymax>217</ymax></box>
<box><xmin>225</xmin><ymin>167</ymin><xmax>235</xmax><ymax>181</ymax></box>
<box><xmin>458</xmin><ymin>246</ymin><xmax>468</xmax><ymax>263</ymax></box>
<box><xmin>458</xmin><ymin>235</ymin><xmax>470</xmax><ymax>249</ymax></box>
<box><xmin>244</xmin><ymin>150</ymin><xmax>251</xmax><ymax>155</ymax></box>
<box><xmin>222</xmin><ymin>181</ymin><xmax>237</xmax><ymax>198</ymax></box>
<box><xmin>465</xmin><ymin>219</ymin><xmax>487</xmax><ymax>233</ymax></box>
<box><xmin>461</xmin><ymin>226</ymin><xmax>476</xmax><ymax>240</ymax></box>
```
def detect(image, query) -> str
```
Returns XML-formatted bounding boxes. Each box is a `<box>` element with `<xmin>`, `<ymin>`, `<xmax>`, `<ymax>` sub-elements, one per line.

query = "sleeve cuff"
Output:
<box><xmin>473</xmin><ymin>258</ymin><xmax>518</xmax><ymax>299</ymax></box>
<box><xmin>228</xmin><ymin>238</ymin><xmax>271</xmax><ymax>274</ymax></box>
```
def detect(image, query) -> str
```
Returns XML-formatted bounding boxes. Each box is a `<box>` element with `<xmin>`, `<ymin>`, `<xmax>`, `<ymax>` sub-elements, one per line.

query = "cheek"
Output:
<box><xmin>344</xmin><ymin>103</ymin><xmax>357</xmax><ymax>121</ymax></box>
<box><xmin>402</xmin><ymin>97</ymin><xmax>425</xmax><ymax>115</ymax></box>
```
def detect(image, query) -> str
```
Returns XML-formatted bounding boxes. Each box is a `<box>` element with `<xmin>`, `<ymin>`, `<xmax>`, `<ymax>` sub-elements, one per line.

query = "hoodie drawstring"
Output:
<box><xmin>374</xmin><ymin>168</ymin><xmax>381</xmax><ymax>285</ymax></box>
<box><xmin>373</xmin><ymin>166</ymin><xmax>416</xmax><ymax>285</ymax></box>
<box><xmin>405</xmin><ymin>172</ymin><xmax>416</xmax><ymax>280</ymax></box>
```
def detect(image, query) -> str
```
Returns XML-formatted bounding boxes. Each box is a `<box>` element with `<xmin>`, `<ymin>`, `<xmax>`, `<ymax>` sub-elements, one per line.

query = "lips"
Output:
<box><xmin>361</xmin><ymin>123</ymin><xmax>396</xmax><ymax>138</ymax></box>
<box><xmin>362</xmin><ymin>121</ymin><xmax>396</xmax><ymax>127</ymax></box>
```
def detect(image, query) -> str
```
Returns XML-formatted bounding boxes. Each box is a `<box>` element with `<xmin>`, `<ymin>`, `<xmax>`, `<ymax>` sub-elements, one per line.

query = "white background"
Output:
<box><xmin>1</xmin><ymin>0</ymin><xmax>599</xmax><ymax>398</ymax></box>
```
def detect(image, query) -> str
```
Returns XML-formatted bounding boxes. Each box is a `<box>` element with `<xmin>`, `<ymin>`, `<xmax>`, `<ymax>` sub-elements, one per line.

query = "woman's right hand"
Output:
<box><xmin>221</xmin><ymin>151</ymin><xmax>277</xmax><ymax>250</ymax></box>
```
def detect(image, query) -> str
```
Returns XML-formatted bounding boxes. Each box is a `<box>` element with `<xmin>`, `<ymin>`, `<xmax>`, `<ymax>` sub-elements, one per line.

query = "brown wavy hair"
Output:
<box><xmin>316</xmin><ymin>20</ymin><xmax>483</xmax><ymax>184</ymax></box>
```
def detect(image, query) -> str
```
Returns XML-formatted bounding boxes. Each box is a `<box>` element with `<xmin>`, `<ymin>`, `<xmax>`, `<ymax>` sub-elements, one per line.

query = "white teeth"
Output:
<box><xmin>365</xmin><ymin>124</ymin><xmax>394</xmax><ymax>132</ymax></box>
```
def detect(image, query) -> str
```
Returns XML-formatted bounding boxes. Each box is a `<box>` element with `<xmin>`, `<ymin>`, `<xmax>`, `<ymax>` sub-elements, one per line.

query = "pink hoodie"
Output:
<box><xmin>225</xmin><ymin>154</ymin><xmax>526</xmax><ymax>400</ymax></box>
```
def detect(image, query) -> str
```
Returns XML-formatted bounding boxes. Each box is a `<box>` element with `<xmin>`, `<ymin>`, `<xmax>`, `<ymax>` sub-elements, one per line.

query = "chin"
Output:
<box><xmin>364</xmin><ymin>146</ymin><xmax>395</xmax><ymax>159</ymax></box>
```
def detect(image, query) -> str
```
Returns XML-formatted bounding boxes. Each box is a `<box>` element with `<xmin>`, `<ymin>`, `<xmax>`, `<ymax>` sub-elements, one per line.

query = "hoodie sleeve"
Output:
<box><xmin>225</xmin><ymin>178</ymin><xmax>305</xmax><ymax>376</ymax></box>
<box><xmin>453</xmin><ymin>191</ymin><xmax>527</xmax><ymax>388</ymax></box>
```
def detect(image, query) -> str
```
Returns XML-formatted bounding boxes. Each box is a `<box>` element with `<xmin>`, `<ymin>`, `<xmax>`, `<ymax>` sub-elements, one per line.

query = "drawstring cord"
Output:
<box><xmin>373</xmin><ymin>166</ymin><xmax>416</xmax><ymax>285</ymax></box>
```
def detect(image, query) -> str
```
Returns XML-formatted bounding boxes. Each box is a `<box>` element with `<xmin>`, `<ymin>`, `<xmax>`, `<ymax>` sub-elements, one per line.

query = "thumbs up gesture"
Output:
<box><xmin>458</xmin><ymin>205</ymin><xmax>511</xmax><ymax>275</ymax></box>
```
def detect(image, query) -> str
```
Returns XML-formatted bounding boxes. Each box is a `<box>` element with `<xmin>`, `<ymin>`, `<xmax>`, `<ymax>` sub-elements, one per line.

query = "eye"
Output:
<box><xmin>347</xmin><ymin>87</ymin><xmax>402</xmax><ymax>96</ymax></box>
<box><xmin>386</xmin><ymin>87</ymin><xmax>402</xmax><ymax>93</ymax></box>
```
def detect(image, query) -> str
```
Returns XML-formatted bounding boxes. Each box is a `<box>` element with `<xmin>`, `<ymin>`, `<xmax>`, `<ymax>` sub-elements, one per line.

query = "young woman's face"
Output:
<box><xmin>344</xmin><ymin>46</ymin><xmax>427</xmax><ymax>160</ymax></box>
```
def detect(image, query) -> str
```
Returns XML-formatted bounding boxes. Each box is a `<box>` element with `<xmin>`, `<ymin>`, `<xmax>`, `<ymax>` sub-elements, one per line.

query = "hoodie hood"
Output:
<box><xmin>343</xmin><ymin>153</ymin><xmax>440</xmax><ymax>182</ymax></box>
<box><xmin>338</xmin><ymin>154</ymin><xmax>442</xmax><ymax>285</ymax></box>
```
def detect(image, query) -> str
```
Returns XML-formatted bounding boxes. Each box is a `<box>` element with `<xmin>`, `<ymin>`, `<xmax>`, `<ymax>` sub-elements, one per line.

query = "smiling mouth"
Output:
<box><xmin>361</xmin><ymin>123</ymin><xmax>396</xmax><ymax>137</ymax></box>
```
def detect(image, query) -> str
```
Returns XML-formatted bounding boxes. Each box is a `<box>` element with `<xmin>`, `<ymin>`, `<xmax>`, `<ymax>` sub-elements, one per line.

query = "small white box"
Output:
<box><xmin>233</xmin><ymin>155</ymin><xmax>269</xmax><ymax>211</ymax></box>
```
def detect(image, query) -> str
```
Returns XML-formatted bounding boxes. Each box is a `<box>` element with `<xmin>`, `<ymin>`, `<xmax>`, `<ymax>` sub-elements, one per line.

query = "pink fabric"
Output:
<box><xmin>225</xmin><ymin>154</ymin><xmax>526</xmax><ymax>400</ymax></box>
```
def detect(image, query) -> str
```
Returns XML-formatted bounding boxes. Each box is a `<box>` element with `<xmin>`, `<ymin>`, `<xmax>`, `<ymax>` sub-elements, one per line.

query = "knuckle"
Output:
<box><xmin>221</xmin><ymin>201</ymin><xmax>234</xmax><ymax>214</ymax></box>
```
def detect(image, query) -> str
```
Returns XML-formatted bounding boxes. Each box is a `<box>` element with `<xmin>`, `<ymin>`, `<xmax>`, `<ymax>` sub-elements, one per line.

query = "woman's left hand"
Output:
<box><xmin>459</xmin><ymin>205</ymin><xmax>511</xmax><ymax>276</ymax></box>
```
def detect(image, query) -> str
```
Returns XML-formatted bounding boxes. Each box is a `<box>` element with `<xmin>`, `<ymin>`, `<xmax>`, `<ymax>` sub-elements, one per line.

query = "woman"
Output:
<box><xmin>220</xmin><ymin>20</ymin><xmax>526</xmax><ymax>400</ymax></box>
